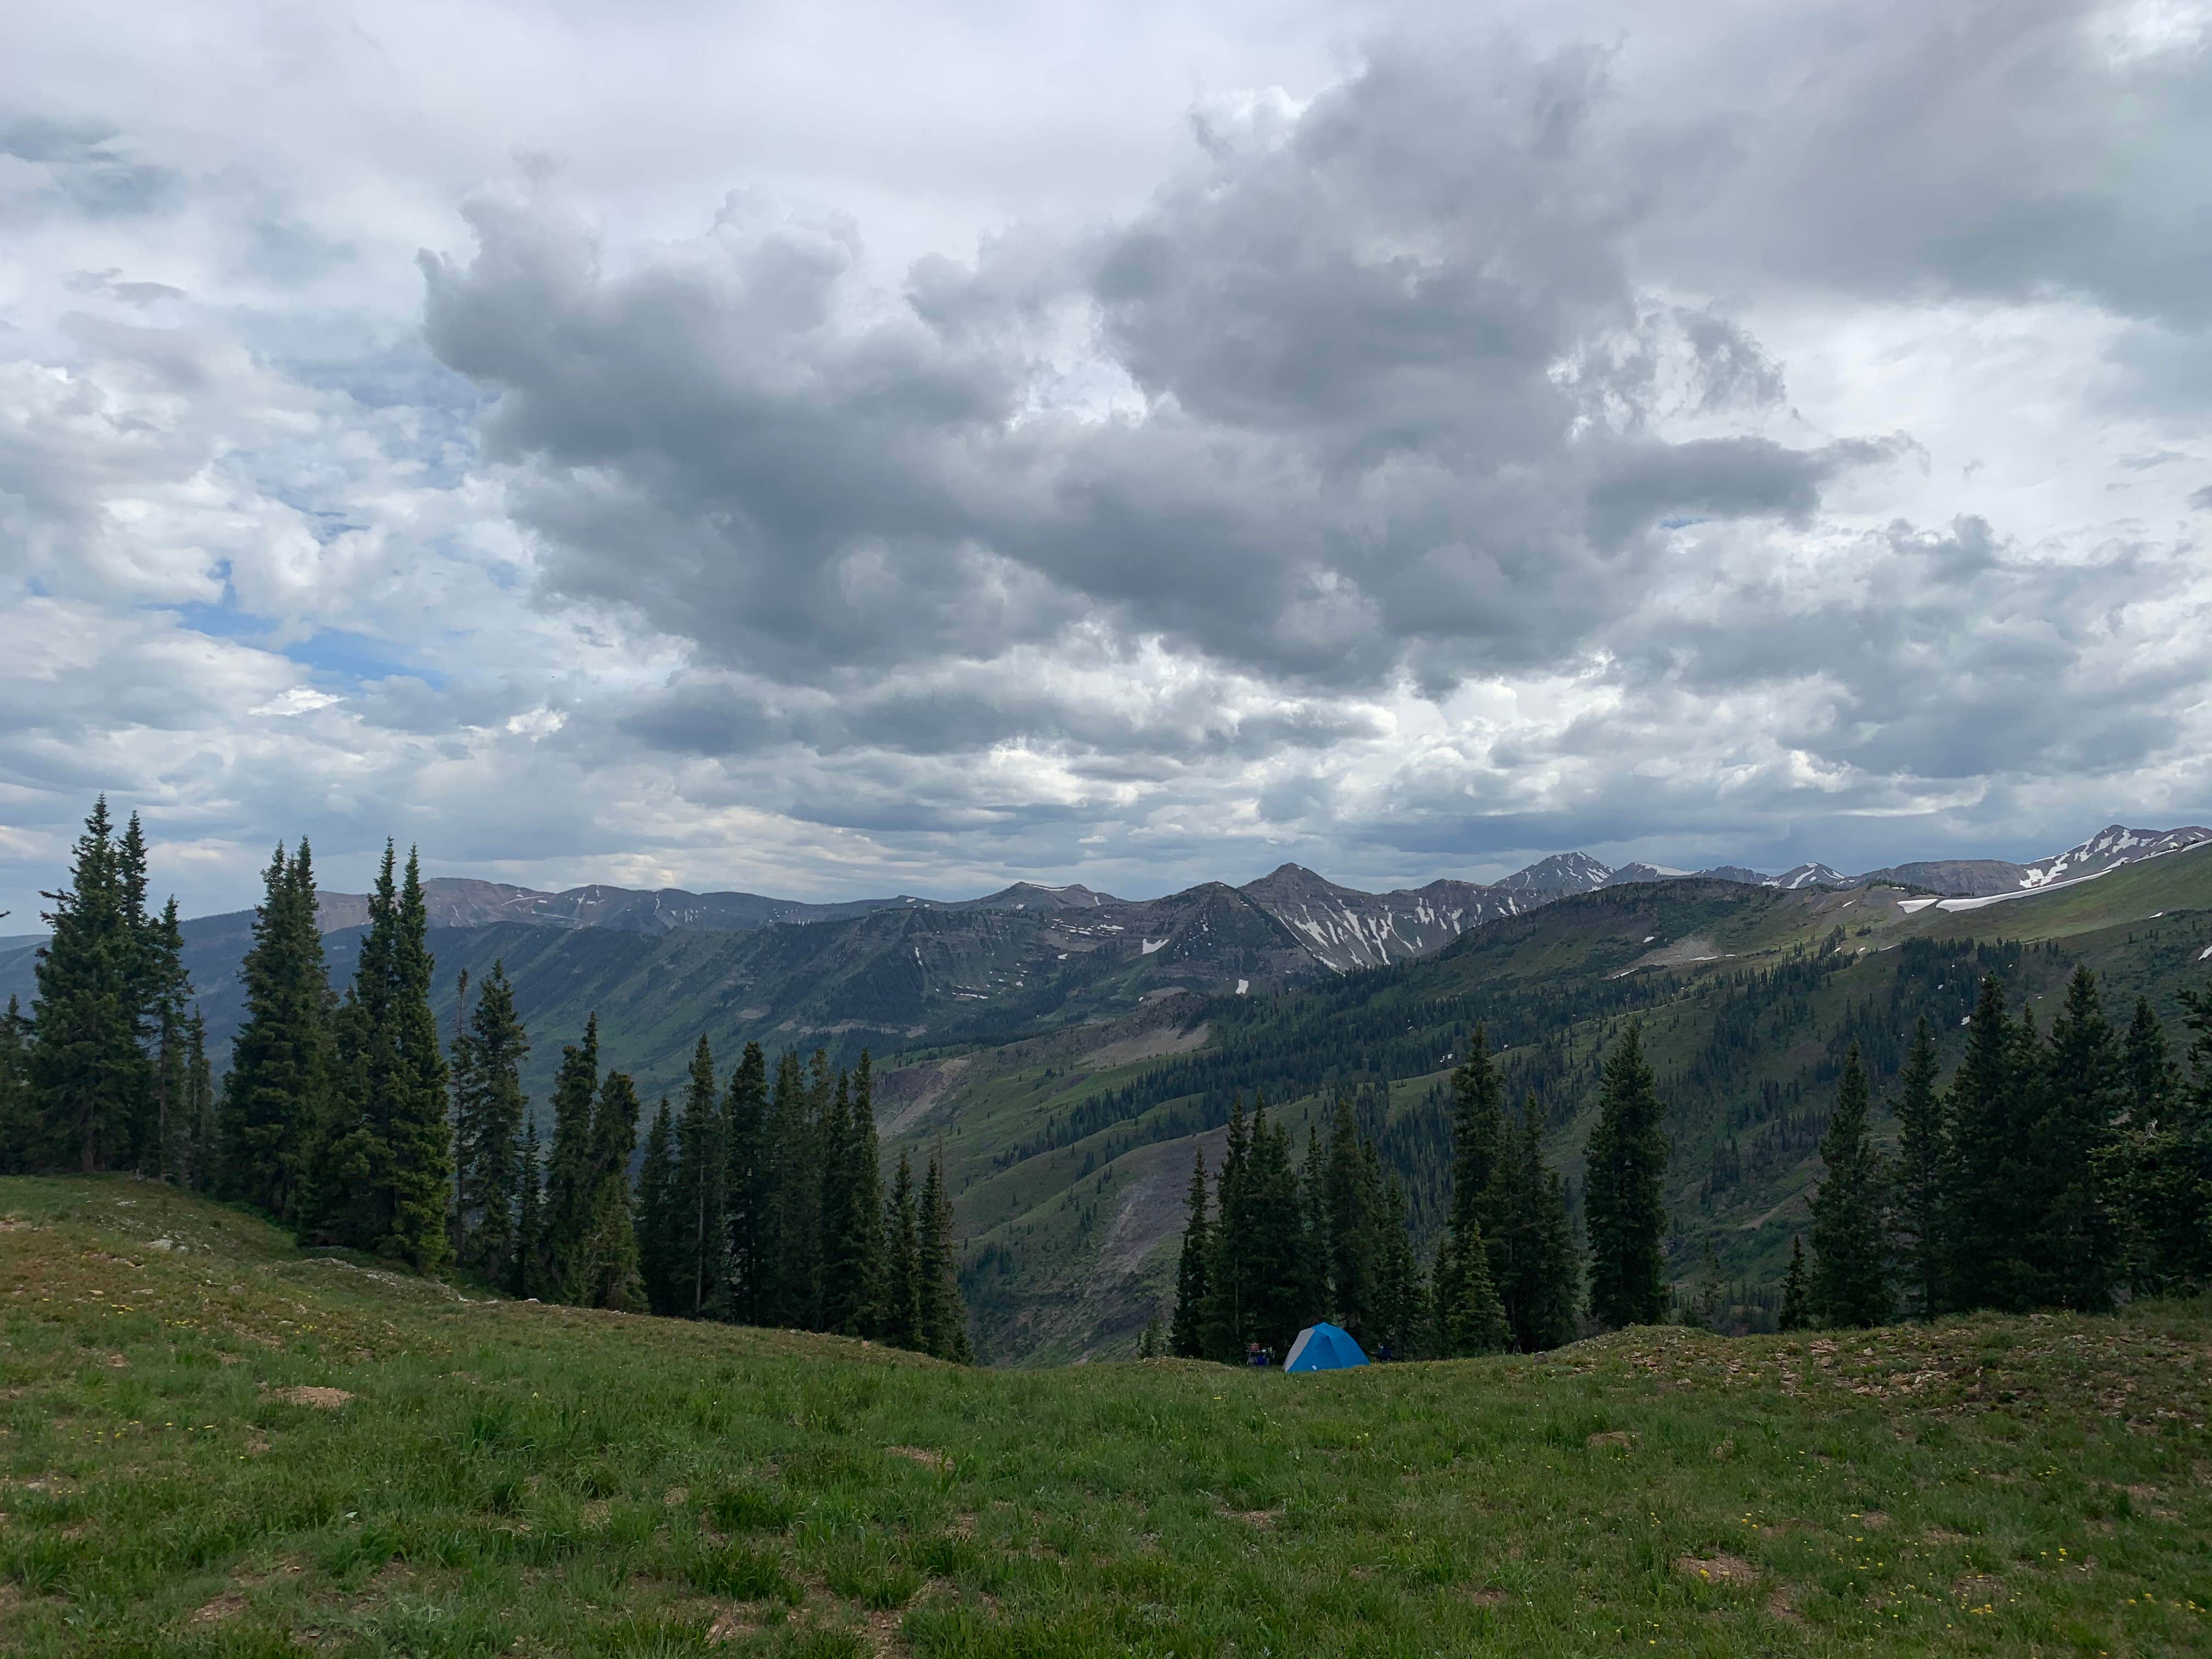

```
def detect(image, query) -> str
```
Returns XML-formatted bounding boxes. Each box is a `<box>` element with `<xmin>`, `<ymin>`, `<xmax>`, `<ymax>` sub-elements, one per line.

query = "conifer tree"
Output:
<box><xmin>674</xmin><ymin>1035</ymin><xmax>726</xmax><ymax>1317</ymax></box>
<box><xmin>1493</xmin><ymin>1099</ymin><xmax>1579</xmax><ymax>1351</ymax></box>
<box><xmin>636</xmin><ymin>1098</ymin><xmax>683</xmax><ymax>1315</ymax></box>
<box><xmin>29</xmin><ymin>799</ymin><xmax>153</xmax><ymax>1173</ymax></box>
<box><xmin>146</xmin><ymin>897</ymin><xmax>193</xmax><ymax>1182</ymax></box>
<box><xmin>572</xmin><ymin>1070</ymin><xmax>645</xmax><ymax>1310</ymax></box>
<box><xmin>2033</xmin><ymin>967</ymin><xmax>2124</xmax><ymax>1310</ymax></box>
<box><xmin>543</xmin><ymin>1014</ymin><xmax>601</xmax><ymax>1299</ymax></box>
<box><xmin>221</xmin><ymin>839</ymin><xmax>330</xmax><ymax>1221</ymax></box>
<box><xmin>916</xmin><ymin>1147</ymin><xmax>970</xmax><ymax>1361</ymax></box>
<box><xmin>0</xmin><ymin>996</ymin><xmax>29</xmax><ymax>1175</ymax></box>
<box><xmin>819</xmin><ymin>1057</ymin><xmax>883</xmax><ymax>1337</ymax></box>
<box><xmin>1169</xmin><ymin>1148</ymin><xmax>1211</xmax><ymax>1359</ymax></box>
<box><xmin>1199</xmin><ymin>1096</ymin><xmax>1251</xmax><ymax>1361</ymax></box>
<box><xmin>723</xmin><ymin>1041</ymin><xmax>770</xmax><ymax>1325</ymax></box>
<box><xmin>183</xmin><ymin>1011</ymin><xmax>217</xmax><ymax>1192</ymax></box>
<box><xmin>1206</xmin><ymin>1101</ymin><xmax>1312</xmax><ymax>1359</ymax></box>
<box><xmin>1890</xmin><ymin>1019</ymin><xmax>1945</xmax><ymax>1318</ymax></box>
<box><xmin>1778</xmin><ymin>1235</ymin><xmax>1812</xmax><ymax>1331</ymax></box>
<box><xmin>880</xmin><ymin>1148</ymin><xmax>922</xmax><ymax>1350</ymax></box>
<box><xmin>513</xmin><ymin>1118</ymin><xmax>547</xmax><ymax>1298</ymax></box>
<box><xmin>759</xmin><ymin>1050</ymin><xmax>828</xmax><ymax>1328</ymax></box>
<box><xmin>1323</xmin><ymin>1093</ymin><xmax>1381</xmax><ymax>1339</ymax></box>
<box><xmin>1944</xmin><ymin>976</ymin><xmax>2035</xmax><ymax>1311</ymax></box>
<box><xmin>1372</xmin><ymin>1176</ymin><xmax>1422</xmax><ymax>1357</ymax></box>
<box><xmin>1584</xmin><ymin>1019</ymin><xmax>1668</xmax><ymax>1328</ymax></box>
<box><xmin>451</xmin><ymin>963</ymin><xmax>528</xmax><ymax>1283</ymax></box>
<box><xmin>1809</xmin><ymin>1043</ymin><xmax>1888</xmax><ymax>1327</ymax></box>
<box><xmin>378</xmin><ymin>849</ymin><xmax>452</xmax><ymax>1273</ymax></box>
<box><xmin>2130</xmin><ymin>986</ymin><xmax>2212</xmax><ymax>1290</ymax></box>
<box><xmin>1437</xmin><ymin>1224</ymin><xmax>1511</xmax><ymax>1355</ymax></box>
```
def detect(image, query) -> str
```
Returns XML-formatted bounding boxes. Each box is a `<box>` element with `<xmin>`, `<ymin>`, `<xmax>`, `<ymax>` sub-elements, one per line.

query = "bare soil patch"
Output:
<box><xmin>1675</xmin><ymin>1554</ymin><xmax>1756</xmax><ymax>1585</ymax></box>
<box><xmin>268</xmin><ymin>1386</ymin><xmax>352</xmax><ymax>1408</ymax></box>
<box><xmin>884</xmin><ymin>1446</ymin><xmax>951</xmax><ymax>1472</ymax></box>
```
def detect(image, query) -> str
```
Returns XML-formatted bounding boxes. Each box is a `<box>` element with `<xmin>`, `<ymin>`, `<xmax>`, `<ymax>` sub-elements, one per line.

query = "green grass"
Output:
<box><xmin>6</xmin><ymin>1179</ymin><xmax>2211</xmax><ymax>1656</ymax></box>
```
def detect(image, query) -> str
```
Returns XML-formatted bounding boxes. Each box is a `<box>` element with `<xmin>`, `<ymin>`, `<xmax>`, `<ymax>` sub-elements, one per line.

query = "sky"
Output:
<box><xmin>3</xmin><ymin>0</ymin><xmax>2210</xmax><ymax>922</ymax></box>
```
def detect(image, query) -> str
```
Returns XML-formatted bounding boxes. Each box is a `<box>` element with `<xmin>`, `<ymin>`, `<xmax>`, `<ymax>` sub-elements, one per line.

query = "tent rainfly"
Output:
<box><xmin>1282</xmin><ymin>1322</ymin><xmax>1368</xmax><ymax>1373</ymax></box>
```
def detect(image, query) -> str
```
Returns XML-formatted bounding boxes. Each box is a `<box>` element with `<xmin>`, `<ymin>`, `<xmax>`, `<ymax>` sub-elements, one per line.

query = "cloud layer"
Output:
<box><xmin>3</xmin><ymin>0</ymin><xmax>2209</xmax><ymax>921</ymax></box>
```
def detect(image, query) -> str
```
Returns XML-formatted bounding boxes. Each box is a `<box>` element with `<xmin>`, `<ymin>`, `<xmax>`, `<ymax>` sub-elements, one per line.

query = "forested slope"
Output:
<box><xmin>900</xmin><ymin>851</ymin><xmax>2212</xmax><ymax>1362</ymax></box>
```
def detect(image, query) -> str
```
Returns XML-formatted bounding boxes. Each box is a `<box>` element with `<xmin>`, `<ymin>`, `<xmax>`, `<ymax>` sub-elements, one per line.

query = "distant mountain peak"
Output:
<box><xmin>1767</xmin><ymin>864</ymin><xmax>1847</xmax><ymax>890</ymax></box>
<box><xmin>1497</xmin><ymin>852</ymin><xmax>1612</xmax><ymax>895</ymax></box>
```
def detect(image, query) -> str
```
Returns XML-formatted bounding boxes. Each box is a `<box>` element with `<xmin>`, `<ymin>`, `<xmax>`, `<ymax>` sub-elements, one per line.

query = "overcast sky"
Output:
<box><xmin>4</xmin><ymin>0</ymin><xmax>2209</xmax><ymax>921</ymax></box>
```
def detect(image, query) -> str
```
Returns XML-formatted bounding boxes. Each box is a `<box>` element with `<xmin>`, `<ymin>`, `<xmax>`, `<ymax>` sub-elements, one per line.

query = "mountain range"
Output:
<box><xmin>4</xmin><ymin>825</ymin><xmax>2207</xmax><ymax>1075</ymax></box>
<box><xmin>4</xmin><ymin>818</ymin><xmax>2211</xmax><ymax>1362</ymax></box>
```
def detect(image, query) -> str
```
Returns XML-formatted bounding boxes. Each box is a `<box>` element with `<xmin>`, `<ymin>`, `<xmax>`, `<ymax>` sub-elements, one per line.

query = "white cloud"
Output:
<box><xmin>1</xmin><ymin>0</ymin><xmax>2207</xmax><ymax>924</ymax></box>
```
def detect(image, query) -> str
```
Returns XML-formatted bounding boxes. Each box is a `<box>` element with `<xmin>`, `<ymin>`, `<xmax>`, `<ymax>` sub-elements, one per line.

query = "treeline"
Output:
<box><xmin>1786</xmin><ymin>966</ymin><xmax>2212</xmax><ymax>1328</ymax></box>
<box><xmin>1167</xmin><ymin>1022</ymin><xmax>1669</xmax><ymax>1361</ymax></box>
<box><xmin>0</xmin><ymin>801</ymin><xmax>970</xmax><ymax>1360</ymax></box>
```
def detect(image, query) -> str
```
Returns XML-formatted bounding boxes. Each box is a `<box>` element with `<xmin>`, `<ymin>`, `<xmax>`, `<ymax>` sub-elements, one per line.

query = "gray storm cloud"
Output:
<box><xmin>1</xmin><ymin>0</ymin><xmax>2208</xmax><ymax>918</ymax></box>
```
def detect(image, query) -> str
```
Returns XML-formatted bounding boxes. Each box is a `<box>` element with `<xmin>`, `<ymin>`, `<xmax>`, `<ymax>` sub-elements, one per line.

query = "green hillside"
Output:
<box><xmin>909</xmin><ymin>850</ymin><xmax>2212</xmax><ymax>1363</ymax></box>
<box><xmin>6</xmin><ymin>1178</ymin><xmax>2210</xmax><ymax>1657</ymax></box>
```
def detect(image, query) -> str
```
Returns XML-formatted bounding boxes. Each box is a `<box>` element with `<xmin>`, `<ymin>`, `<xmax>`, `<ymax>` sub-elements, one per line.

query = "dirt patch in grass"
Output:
<box><xmin>1221</xmin><ymin>1506</ymin><xmax>1284</xmax><ymax>1527</ymax></box>
<box><xmin>190</xmin><ymin>1592</ymin><xmax>247</xmax><ymax>1623</ymax></box>
<box><xmin>1461</xmin><ymin>1587</ymin><xmax>1510</xmax><ymax>1606</ymax></box>
<box><xmin>707</xmin><ymin>1604</ymin><xmax>775</xmax><ymax>1644</ymax></box>
<box><xmin>1765</xmin><ymin>1585</ymin><xmax>1803</xmax><ymax>1623</ymax></box>
<box><xmin>1586</xmin><ymin>1430</ymin><xmax>1633</xmax><ymax>1449</ymax></box>
<box><xmin>1858</xmin><ymin>1510</ymin><xmax>1889</xmax><ymax>1527</ymax></box>
<box><xmin>884</xmin><ymin>1446</ymin><xmax>951</xmax><ymax>1472</ymax></box>
<box><xmin>860</xmin><ymin>1605</ymin><xmax>908</xmax><ymax>1656</ymax></box>
<box><xmin>268</xmin><ymin>1386</ymin><xmax>352</xmax><ymax>1408</ymax></box>
<box><xmin>1675</xmin><ymin>1554</ymin><xmax>1756</xmax><ymax>1585</ymax></box>
<box><xmin>1953</xmin><ymin>1574</ymin><xmax>2005</xmax><ymax>1605</ymax></box>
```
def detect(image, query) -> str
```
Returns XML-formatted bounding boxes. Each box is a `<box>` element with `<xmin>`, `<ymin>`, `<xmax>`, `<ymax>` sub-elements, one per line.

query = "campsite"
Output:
<box><xmin>4</xmin><ymin>1176</ymin><xmax>2209</xmax><ymax>1656</ymax></box>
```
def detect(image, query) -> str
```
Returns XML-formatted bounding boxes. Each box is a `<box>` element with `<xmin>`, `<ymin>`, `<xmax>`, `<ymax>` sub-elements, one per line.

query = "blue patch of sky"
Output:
<box><xmin>281</xmin><ymin>628</ymin><xmax>448</xmax><ymax>690</ymax></box>
<box><xmin>168</xmin><ymin>579</ymin><xmax>449</xmax><ymax>691</ymax></box>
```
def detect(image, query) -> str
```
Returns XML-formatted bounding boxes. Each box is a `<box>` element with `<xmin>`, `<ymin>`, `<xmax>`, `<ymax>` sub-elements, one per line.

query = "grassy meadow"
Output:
<box><xmin>4</xmin><ymin>1177</ymin><xmax>2210</xmax><ymax>1657</ymax></box>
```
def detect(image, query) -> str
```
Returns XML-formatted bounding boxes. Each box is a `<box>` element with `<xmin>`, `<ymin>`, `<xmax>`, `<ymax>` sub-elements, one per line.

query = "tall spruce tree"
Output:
<box><xmin>29</xmin><ymin>799</ymin><xmax>153</xmax><ymax>1173</ymax></box>
<box><xmin>1373</xmin><ymin>1176</ymin><xmax>1423</xmax><ymax>1357</ymax></box>
<box><xmin>145</xmin><ymin>898</ymin><xmax>193</xmax><ymax>1183</ymax></box>
<box><xmin>371</xmin><ymin>849</ymin><xmax>452</xmax><ymax>1272</ymax></box>
<box><xmin>674</xmin><ymin>1035</ymin><xmax>727</xmax><ymax>1317</ymax></box>
<box><xmin>636</xmin><ymin>1098</ymin><xmax>684</xmax><ymax>1316</ymax></box>
<box><xmin>1199</xmin><ymin>1096</ymin><xmax>1252</xmax><ymax>1361</ymax></box>
<box><xmin>1891</xmin><ymin>1020</ymin><xmax>1945</xmax><ymax>1318</ymax></box>
<box><xmin>1169</xmin><ymin>1148</ymin><xmax>1211</xmax><ymax>1359</ymax></box>
<box><xmin>572</xmin><ymin>1070</ymin><xmax>645</xmax><ymax>1310</ymax></box>
<box><xmin>1492</xmin><ymin>1098</ymin><xmax>1579</xmax><ymax>1352</ymax></box>
<box><xmin>1944</xmin><ymin>975</ymin><xmax>2035</xmax><ymax>1311</ymax></box>
<box><xmin>0</xmin><ymin>996</ymin><xmax>29</xmax><ymax>1175</ymax></box>
<box><xmin>2124</xmin><ymin>994</ymin><xmax>2205</xmax><ymax>1290</ymax></box>
<box><xmin>1323</xmin><ymin>1093</ymin><xmax>1383</xmax><ymax>1339</ymax></box>
<box><xmin>819</xmin><ymin>1057</ymin><xmax>883</xmax><ymax>1337</ymax></box>
<box><xmin>182</xmin><ymin>1011</ymin><xmax>216</xmax><ymax>1192</ymax></box>
<box><xmin>543</xmin><ymin>1014</ymin><xmax>602</xmax><ymax>1300</ymax></box>
<box><xmin>880</xmin><ymin>1149</ymin><xmax>922</xmax><ymax>1351</ymax></box>
<box><xmin>759</xmin><ymin>1050</ymin><xmax>826</xmax><ymax>1328</ymax></box>
<box><xmin>221</xmin><ymin>839</ymin><xmax>331</xmax><ymax>1221</ymax></box>
<box><xmin>513</xmin><ymin>1118</ymin><xmax>547</xmax><ymax>1298</ymax></box>
<box><xmin>1584</xmin><ymin>1018</ymin><xmax>1668</xmax><ymax>1328</ymax></box>
<box><xmin>2033</xmin><ymin>967</ymin><xmax>2124</xmax><ymax>1310</ymax></box>
<box><xmin>1808</xmin><ymin>1043</ymin><xmax>1889</xmax><ymax>1327</ymax></box>
<box><xmin>450</xmin><ymin>963</ymin><xmax>528</xmax><ymax>1284</ymax></box>
<box><xmin>916</xmin><ymin>1147</ymin><xmax>970</xmax><ymax>1362</ymax></box>
<box><xmin>723</xmin><ymin>1041</ymin><xmax>771</xmax><ymax>1325</ymax></box>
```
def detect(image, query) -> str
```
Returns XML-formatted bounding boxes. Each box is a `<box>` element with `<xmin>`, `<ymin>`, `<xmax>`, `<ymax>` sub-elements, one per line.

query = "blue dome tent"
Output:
<box><xmin>1282</xmin><ymin>1322</ymin><xmax>1368</xmax><ymax>1373</ymax></box>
